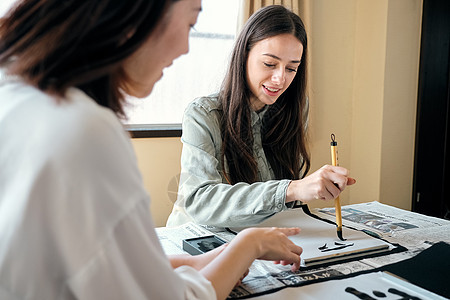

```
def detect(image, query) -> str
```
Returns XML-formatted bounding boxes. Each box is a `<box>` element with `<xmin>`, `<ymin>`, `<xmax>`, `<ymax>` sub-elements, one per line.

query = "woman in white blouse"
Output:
<box><xmin>0</xmin><ymin>0</ymin><xmax>303</xmax><ymax>299</ymax></box>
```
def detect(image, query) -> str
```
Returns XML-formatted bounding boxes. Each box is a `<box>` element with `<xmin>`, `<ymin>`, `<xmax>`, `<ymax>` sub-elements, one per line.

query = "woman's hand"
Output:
<box><xmin>286</xmin><ymin>165</ymin><xmax>356</xmax><ymax>203</ymax></box>
<box><xmin>199</xmin><ymin>227</ymin><xmax>302</xmax><ymax>299</ymax></box>
<box><xmin>233</xmin><ymin>227</ymin><xmax>303</xmax><ymax>271</ymax></box>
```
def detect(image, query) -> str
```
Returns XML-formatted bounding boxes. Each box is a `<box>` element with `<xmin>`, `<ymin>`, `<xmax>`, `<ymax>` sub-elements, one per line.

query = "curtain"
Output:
<box><xmin>238</xmin><ymin>0</ymin><xmax>311</xmax><ymax>29</ymax></box>
<box><xmin>238</xmin><ymin>0</ymin><xmax>311</xmax><ymax>40</ymax></box>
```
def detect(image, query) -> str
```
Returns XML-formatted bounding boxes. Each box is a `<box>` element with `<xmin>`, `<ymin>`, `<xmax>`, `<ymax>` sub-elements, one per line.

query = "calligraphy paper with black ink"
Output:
<box><xmin>286</xmin><ymin>271</ymin><xmax>446</xmax><ymax>300</ymax></box>
<box><xmin>230</xmin><ymin>208</ymin><xmax>394</xmax><ymax>268</ymax></box>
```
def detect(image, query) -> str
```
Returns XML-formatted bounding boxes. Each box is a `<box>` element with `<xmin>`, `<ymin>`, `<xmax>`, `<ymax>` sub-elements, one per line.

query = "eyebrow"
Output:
<box><xmin>263</xmin><ymin>53</ymin><xmax>301</xmax><ymax>64</ymax></box>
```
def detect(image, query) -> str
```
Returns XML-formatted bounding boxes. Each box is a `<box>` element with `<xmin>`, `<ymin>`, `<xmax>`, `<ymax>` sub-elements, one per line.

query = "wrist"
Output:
<box><xmin>233</xmin><ymin>228</ymin><xmax>263</xmax><ymax>258</ymax></box>
<box><xmin>286</xmin><ymin>180</ymin><xmax>311</xmax><ymax>203</ymax></box>
<box><xmin>286</xmin><ymin>180</ymin><xmax>297</xmax><ymax>203</ymax></box>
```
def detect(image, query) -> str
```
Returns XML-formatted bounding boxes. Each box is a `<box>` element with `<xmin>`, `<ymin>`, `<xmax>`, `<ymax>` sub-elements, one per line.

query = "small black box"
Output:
<box><xmin>182</xmin><ymin>235</ymin><xmax>227</xmax><ymax>256</ymax></box>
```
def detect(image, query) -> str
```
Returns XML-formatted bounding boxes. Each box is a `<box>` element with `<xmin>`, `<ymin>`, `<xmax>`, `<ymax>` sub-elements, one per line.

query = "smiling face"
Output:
<box><xmin>246</xmin><ymin>33</ymin><xmax>303</xmax><ymax>111</ymax></box>
<box><xmin>123</xmin><ymin>0</ymin><xmax>202</xmax><ymax>98</ymax></box>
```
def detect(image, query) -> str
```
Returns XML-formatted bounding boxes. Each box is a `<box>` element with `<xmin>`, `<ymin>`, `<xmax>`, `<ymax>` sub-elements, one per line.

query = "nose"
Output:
<box><xmin>271</xmin><ymin>67</ymin><xmax>285</xmax><ymax>85</ymax></box>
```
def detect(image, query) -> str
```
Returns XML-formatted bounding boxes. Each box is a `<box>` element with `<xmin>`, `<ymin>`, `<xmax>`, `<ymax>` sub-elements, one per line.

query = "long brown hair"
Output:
<box><xmin>220</xmin><ymin>5</ymin><xmax>310</xmax><ymax>184</ymax></box>
<box><xmin>0</xmin><ymin>0</ymin><xmax>171</xmax><ymax>117</ymax></box>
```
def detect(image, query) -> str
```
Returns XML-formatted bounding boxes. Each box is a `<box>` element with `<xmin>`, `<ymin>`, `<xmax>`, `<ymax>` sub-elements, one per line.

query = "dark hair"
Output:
<box><xmin>0</xmin><ymin>0</ymin><xmax>171</xmax><ymax>118</ymax></box>
<box><xmin>220</xmin><ymin>5</ymin><xmax>310</xmax><ymax>184</ymax></box>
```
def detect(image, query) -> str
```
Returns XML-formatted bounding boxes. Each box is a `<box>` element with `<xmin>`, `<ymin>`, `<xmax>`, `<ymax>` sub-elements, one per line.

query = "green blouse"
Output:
<box><xmin>166</xmin><ymin>95</ymin><xmax>296</xmax><ymax>228</ymax></box>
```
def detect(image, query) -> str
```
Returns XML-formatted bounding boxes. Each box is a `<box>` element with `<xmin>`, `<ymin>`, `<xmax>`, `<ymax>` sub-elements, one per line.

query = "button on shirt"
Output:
<box><xmin>167</xmin><ymin>95</ymin><xmax>294</xmax><ymax>228</ymax></box>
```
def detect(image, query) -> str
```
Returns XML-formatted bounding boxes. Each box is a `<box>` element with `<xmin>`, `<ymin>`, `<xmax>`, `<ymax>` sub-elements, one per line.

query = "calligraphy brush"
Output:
<box><xmin>331</xmin><ymin>134</ymin><xmax>346</xmax><ymax>241</ymax></box>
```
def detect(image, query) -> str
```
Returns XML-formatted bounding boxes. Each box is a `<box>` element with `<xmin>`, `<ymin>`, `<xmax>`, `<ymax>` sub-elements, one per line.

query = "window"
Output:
<box><xmin>124</xmin><ymin>0</ymin><xmax>241</xmax><ymax>137</ymax></box>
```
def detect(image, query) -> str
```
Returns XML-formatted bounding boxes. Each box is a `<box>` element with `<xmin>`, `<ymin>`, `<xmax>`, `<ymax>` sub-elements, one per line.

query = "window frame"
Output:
<box><xmin>126</xmin><ymin>31</ymin><xmax>236</xmax><ymax>139</ymax></box>
<box><xmin>126</xmin><ymin>124</ymin><xmax>182</xmax><ymax>138</ymax></box>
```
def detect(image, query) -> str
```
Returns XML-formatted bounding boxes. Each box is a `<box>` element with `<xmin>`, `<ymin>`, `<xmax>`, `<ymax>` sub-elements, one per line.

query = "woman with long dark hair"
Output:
<box><xmin>0</xmin><ymin>1</ymin><xmax>303</xmax><ymax>299</ymax></box>
<box><xmin>168</xmin><ymin>5</ymin><xmax>356</xmax><ymax>228</ymax></box>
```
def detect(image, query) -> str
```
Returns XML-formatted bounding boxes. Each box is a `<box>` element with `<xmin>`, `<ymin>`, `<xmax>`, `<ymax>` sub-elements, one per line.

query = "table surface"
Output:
<box><xmin>157</xmin><ymin>201</ymin><xmax>450</xmax><ymax>299</ymax></box>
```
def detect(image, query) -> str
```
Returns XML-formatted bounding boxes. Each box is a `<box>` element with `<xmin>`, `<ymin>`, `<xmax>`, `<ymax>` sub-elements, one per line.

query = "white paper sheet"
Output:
<box><xmin>231</xmin><ymin>208</ymin><xmax>393</xmax><ymax>267</ymax></box>
<box><xmin>255</xmin><ymin>271</ymin><xmax>446</xmax><ymax>300</ymax></box>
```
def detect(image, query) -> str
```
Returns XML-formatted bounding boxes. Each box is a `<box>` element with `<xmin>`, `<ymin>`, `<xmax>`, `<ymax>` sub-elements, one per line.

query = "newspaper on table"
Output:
<box><xmin>156</xmin><ymin>202</ymin><xmax>450</xmax><ymax>299</ymax></box>
<box><xmin>156</xmin><ymin>222</ymin><xmax>376</xmax><ymax>298</ymax></box>
<box><xmin>314</xmin><ymin>201</ymin><xmax>450</xmax><ymax>268</ymax></box>
<box><xmin>155</xmin><ymin>222</ymin><xmax>216</xmax><ymax>255</ymax></box>
<box><xmin>315</xmin><ymin>201</ymin><xmax>449</xmax><ymax>239</ymax></box>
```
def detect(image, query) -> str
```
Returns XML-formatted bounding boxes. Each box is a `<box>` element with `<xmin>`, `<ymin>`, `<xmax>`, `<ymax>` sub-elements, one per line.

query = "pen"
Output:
<box><xmin>331</xmin><ymin>134</ymin><xmax>345</xmax><ymax>241</ymax></box>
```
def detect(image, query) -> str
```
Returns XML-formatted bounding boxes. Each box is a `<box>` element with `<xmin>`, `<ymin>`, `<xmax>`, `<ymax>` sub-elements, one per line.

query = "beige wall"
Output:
<box><xmin>304</xmin><ymin>0</ymin><xmax>422</xmax><ymax>211</ymax></box>
<box><xmin>132</xmin><ymin>0</ymin><xmax>423</xmax><ymax>227</ymax></box>
<box><xmin>131</xmin><ymin>137</ymin><xmax>182</xmax><ymax>227</ymax></box>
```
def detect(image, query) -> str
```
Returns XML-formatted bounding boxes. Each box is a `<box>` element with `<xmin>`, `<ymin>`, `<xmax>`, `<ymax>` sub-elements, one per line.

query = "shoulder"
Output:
<box><xmin>55</xmin><ymin>89</ymin><xmax>134</xmax><ymax>166</ymax></box>
<box><xmin>186</xmin><ymin>93</ymin><xmax>221</xmax><ymax>115</ymax></box>
<box><xmin>183</xmin><ymin>93</ymin><xmax>222</xmax><ymax>129</ymax></box>
<box><xmin>54</xmin><ymin>88</ymin><xmax>128</xmax><ymax>155</ymax></box>
<box><xmin>63</xmin><ymin>88</ymin><xmax>127</xmax><ymax>142</ymax></box>
<box><xmin>1</xmin><ymin>82</ymin><xmax>130</xmax><ymax>162</ymax></box>
<box><xmin>182</xmin><ymin>94</ymin><xmax>223</xmax><ymax>144</ymax></box>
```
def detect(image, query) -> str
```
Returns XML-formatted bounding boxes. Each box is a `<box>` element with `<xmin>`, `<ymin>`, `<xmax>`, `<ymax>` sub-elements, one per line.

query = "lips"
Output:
<box><xmin>263</xmin><ymin>85</ymin><xmax>281</xmax><ymax>96</ymax></box>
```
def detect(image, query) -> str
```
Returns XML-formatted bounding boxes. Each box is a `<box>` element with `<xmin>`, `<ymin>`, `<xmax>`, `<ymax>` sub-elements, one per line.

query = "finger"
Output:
<box><xmin>316</xmin><ymin>166</ymin><xmax>346</xmax><ymax>191</ymax></box>
<box><xmin>292</xmin><ymin>245</ymin><xmax>303</xmax><ymax>267</ymax></box>
<box><xmin>324</xmin><ymin>181</ymin><xmax>341</xmax><ymax>199</ymax></box>
<box><xmin>292</xmin><ymin>244</ymin><xmax>303</xmax><ymax>256</ymax></box>
<box><xmin>277</xmin><ymin>227</ymin><xmax>301</xmax><ymax>236</ymax></box>
<box><xmin>285</xmin><ymin>252</ymin><xmax>301</xmax><ymax>268</ymax></box>
<box><xmin>279</xmin><ymin>257</ymin><xmax>301</xmax><ymax>272</ymax></box>
<box><xmin>328</xmin><ymin>165</ymin><xmax>350</xmax><ymax>176</ymax></box>
<box><xmin>291</xmin><ymin>260</ymin><xmax>301</xmax><ymax>272</ymax></box>
<box><xmin>347</xmin><ymin>177</ymin><xmax>356</xmax><ymax>185</ymax></box>
<box><xmin>327</xmin><ymin>172</ymin><xmax>348</xmax><ymax>191</ymax></box>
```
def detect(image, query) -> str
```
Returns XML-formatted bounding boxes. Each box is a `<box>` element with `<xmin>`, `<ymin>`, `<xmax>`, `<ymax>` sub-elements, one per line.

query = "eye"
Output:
<box><xmin>264</xmin><ymin>62</ymin><xmax>275</xmax><ymax>68</ymax></box>
<box><xmin>287</xmin><ymin>67</ymin><xmax>297</xmax><ymax>73</ymax></box>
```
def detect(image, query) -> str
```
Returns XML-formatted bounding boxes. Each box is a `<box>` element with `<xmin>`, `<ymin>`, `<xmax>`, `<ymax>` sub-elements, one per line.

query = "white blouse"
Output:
<box><xmin>0</xmin><ymin>78</ymin><xmax>215</xmax><ymax>300</ymax></box>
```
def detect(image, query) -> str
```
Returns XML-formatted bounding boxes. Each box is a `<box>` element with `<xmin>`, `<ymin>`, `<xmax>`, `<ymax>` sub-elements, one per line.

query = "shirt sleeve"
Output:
<box><xmin>173</xmin><ymin>100</ymin><xmax>291</xmax><ymax>228</ymax></box>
